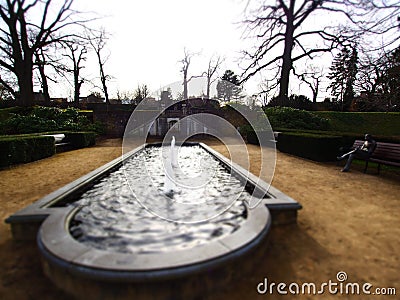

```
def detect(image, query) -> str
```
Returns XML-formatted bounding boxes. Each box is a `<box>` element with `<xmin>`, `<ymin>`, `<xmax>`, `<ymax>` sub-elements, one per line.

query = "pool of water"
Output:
<box><xmin>70</xmin><ymin>145</ymin><xmax>252</xmax><ymax>254</ymax></box>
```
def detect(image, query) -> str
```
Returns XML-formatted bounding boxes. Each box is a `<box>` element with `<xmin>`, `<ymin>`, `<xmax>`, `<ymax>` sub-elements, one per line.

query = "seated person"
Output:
<box><xmin>337</xmin><ymin>134</ymin><xmax>377</xmax><ymax>172</ymax></box>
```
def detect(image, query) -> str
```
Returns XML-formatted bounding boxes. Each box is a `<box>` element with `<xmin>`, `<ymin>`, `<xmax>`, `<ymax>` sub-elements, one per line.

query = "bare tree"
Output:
<box><xmin>180</xmin><ymin>48</ymin><xmax>201</xmax><ymax>100</ymax></box>
<box><xmin>203</xmin><ymin>55</ymin><xmax>223</xmax><ymax>98</ymax></box>
<box><xmin>356</xmin><ymin>51</ymin><xmax>387</xmax><ymax>95</ymax></box>
<box><xmin>88</xmin><ymin>28</ymin><xmax>111</xmax><ymax>104</ymax></box>
<box><xmin>133</xmin><ymin>84</ymin><xmax>150</xmax><ymax>104</ymax></box>
<box><xmin>116</xmin><ymin>89</ymin><xmax>136</xmax><ymax>103</ymax></box>
<box><xmin>61</xmin><ymin>40</ymin><xmax>87</xmax><ymax>106</ymax></box>
<box><xmin>34</xmin><ymin>48</ymin><xmax>51</xmax><ymax>104</ymax></box>
<box><xmin>258</xmin><ymin>93</ymin><xmax>269</xmax><ymax>108</ymax></box>
<box><xmin>0</xmin><ymin>0</ymin><xmax>90</xmax><ymax>106</ymax></box>
<box><xmin>294</xmin><ymin>65</ymin><xmax>324</xmax><ymax>103</ymax></box>
<box><xmin>241</xmin><ymin>0</ymin><xmax>400</xmax><ymax>105</ymax></box>
<box><xmin>356</xmin><ymin>46</ymin><xmax>400</xmax><ymax>111</ymax></box>
<box><xmin>180</xmin><ymin>48</ymin><xmax>192</xmax><ymax>100</ymax></box>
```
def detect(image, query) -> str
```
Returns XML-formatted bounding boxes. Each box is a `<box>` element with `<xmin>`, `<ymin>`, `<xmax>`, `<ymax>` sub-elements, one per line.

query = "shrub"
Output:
<box><xmin>0</xmin><ymin>135</ymin><xmax>55</xmax><ymax>167</ymax></box>
<box><xmin>267</xmin><ymin>94</ymin><xmax>313</xmax><ymax>110</ymax></box>
<box><xmin>264</xmin><ymin>107</ymin><xmax>330</xmax><ymax>131</ymax></box>
<box><xmin>276</xmin><ymin>132</ymin><xmax>343</xmax><ymax>162</ymax></box>
<box><xmin>0</xmin><ymin>106</ymin><xmax>101</xmax><ymax>134</ymax></box>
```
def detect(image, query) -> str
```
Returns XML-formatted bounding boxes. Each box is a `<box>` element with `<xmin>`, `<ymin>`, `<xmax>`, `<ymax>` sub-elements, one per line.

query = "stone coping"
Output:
<box><xmin>38</xmin><ymin>202</ymin><xmax>271</xmax><ymax>281</ymax></box>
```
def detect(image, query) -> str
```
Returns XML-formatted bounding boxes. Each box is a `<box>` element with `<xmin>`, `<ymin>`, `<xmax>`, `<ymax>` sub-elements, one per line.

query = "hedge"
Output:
<box><xmin>0</xmin><ymin>131</ymin><xmax>96</xmax><ymax>167</ymax></box>
<box><xmin>276</xmin><ymin>132</ymin><xmax>343</xmax><ymax>162</ymax></box>
<box><xmin>264</xmin><ymin>107</ymin><xmax>330</xmax><ymax>131</ymax></box>
<box><xmin>64</xmin><ymin>132</ymin><xmax>96</xmax><ymax>148</ymax></box>
<box><xmin>313</xmin><ymin>111</ymin><xmax>400</xmax><ymax>137</ymax></box>
<box><xmin>0</xmin><ymin>135</ymin><xmax>55</xmax><ymax>167</ymax></box>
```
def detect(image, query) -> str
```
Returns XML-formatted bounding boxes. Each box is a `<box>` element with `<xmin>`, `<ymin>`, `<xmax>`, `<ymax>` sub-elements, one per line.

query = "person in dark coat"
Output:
<box><xmin>338</xmin><ymin>134</ymin><xmax>377</xmax><ymax>172</ymax></box>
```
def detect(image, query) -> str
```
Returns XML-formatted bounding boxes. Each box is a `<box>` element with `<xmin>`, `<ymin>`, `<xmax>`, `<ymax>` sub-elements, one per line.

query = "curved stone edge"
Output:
<box><xmin>38</xmin><ymin>199</ymin><xmax>271</xmax><ymax>281</ymax></box>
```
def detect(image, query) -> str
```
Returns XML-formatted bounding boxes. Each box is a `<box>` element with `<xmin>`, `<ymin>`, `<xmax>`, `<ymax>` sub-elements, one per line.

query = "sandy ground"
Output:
<box><xmin>0</xmin><ymin>138</ymin><xmax>399</xmax><ymax>300</ymax></box>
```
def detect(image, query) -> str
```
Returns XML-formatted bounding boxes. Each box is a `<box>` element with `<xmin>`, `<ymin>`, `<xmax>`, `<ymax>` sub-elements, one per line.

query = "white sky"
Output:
<box><xmin>50</xmin><ymin>0</ymin><xmax>264</xmax><ymax>100</ymax></box>
<box><xmin>43</xmin><ymin>0</ymin><xmax>397</xmax><ymax>102</ymax></box>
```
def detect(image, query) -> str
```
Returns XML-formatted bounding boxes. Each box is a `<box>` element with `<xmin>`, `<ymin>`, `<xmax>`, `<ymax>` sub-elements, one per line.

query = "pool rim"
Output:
<box><xmin>34</xmin><ymin>142</ymin><xmax>273</xmax><ymax>282</ymax></box>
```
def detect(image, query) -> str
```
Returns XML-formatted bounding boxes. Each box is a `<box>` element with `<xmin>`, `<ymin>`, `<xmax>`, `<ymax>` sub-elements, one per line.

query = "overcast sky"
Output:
<box><xmin>49</xmin><ymin>0</ymin><xmax>395</xmax><ymax>102</ymax></box>
<box><xmin>51</xmin><ymin>0</ymin><xmax>267</xmax><ymax>100</ymax></box>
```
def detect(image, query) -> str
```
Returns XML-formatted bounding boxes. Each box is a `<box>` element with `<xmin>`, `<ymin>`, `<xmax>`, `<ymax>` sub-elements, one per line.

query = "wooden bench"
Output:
<box><xmin>351</xmin><ymin>140</ymin><xmax>400</xmax><ymax>173</ymax></box>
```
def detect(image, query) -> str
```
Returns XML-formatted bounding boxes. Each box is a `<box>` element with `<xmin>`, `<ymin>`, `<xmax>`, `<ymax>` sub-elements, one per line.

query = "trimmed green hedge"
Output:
<box><xmin>264</xmin><ymin>107</ymin><xmax>330</xmax><ymax>131</ymax></box>
<box><xmin>0</xmin><ymin>131</ymin><xmax>96</xmax><ymax>167</ymax></box>
<box><xmin>276</xmin><ymin>132</ymin><xmax>343</xmax><ymax>162</ymax></box>
<box><xmin>313</xmin><ymin>111</ymin><xmax>400</xmax><ymax>136</ymax></box>
<box><xmin>0</xmin><ymin>135</ymin><xmax>55</xmax><ymax>167</ymax></box>
<box><xmin>64</xmin><ymin>132</ymin><xmax>96</xmax><ymax>148</ymax></box>
<box><xmin>273</xmin><ymin>128</ymin><xmax>400</xmax><ymax>144</ymax></box>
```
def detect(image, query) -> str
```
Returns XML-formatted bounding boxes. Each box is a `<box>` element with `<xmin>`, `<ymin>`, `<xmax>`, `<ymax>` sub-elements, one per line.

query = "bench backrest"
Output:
<box><xmin>353</xmin><ymin>140</ymin><xmax>400</xmax><ymax>162</ymax></box>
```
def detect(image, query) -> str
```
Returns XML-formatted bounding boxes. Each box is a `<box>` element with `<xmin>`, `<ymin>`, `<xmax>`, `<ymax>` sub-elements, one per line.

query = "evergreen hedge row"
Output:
<box><xmin>248</xmin><ymin>129</ymin><xmax>400</xmax><ymax>162</ymax></box>
<box><xmin>0</xmin><ymin>135</ymin><xmax>55</xmax><ymax>167</ymax></box>
<box><xmin>0</xmin><ymin>132</ymin><xmax>96</xmax><ymax>167</ymax></box>
<box><xmin>64</xmin><ymin>132</ymin><xmax>96</xmax><ymax>148</ymax></box>
<box><xmin>276</xmin><ymin>132</ymin><xmax>343</xmax><ymax>162</ymax></box>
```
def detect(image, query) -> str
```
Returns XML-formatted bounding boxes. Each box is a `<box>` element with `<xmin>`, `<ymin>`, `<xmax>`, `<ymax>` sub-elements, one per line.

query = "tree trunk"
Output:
<box><xmin>278</xmin><ymin>3</ymin><xmax>295</xmax><ymax>106</ymax></box>
<box><xmin>102</xmin><ymin>74</ymin><xmax>109</xmax><ymax>104</ymax></box>
<box><xmin>73</xmin><ymin>71</ymin><xmax>82</xmax><ymax>107</ymax></box>
<box><xmin>312</xmin><ymin>93</ymin><xmax>317</xmax><ymax>103</ymax></box>
<box><xmin>16</xmin><ymin>57</ymin><xmax>34</xmax><ymax>107</ymax></box>
<box><xmin>38</xmin><ymin>65</ymin><xmax>51</xmax><ymax>105</ymax></box>
<box><xmin>35</xmin><ymin>52</ymin><xmax>51</xmax><ymax>105</ymax></box>
<box><xmin>98</xmin><ymin>56</ymin><xmax>109</xmax><ymax>104</ymax></box>
<box><xmin>206</xmin><ymin>76</ymin><xmax>211</xmax><ymax>98</ymax></box>
<box><xmin>183</xmin><ymin>69</ymin><xmax>188</xmax><ymax>100</ymax></box>
<box><xmin>312</xmin><ymin>82</ymin><xmax>318</xmax><ymax>103</ymax></box>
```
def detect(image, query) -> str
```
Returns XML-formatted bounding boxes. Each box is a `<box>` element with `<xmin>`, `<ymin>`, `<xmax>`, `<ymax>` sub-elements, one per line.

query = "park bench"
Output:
<box><xmin>351</xmin><ymin>140</ymin><xmax>400</xmax><ymax>173</ymax></box>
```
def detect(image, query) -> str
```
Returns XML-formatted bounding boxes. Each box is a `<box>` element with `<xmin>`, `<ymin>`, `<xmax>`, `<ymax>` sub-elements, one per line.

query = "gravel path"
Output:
<box><xmin>0</xmin><ymin>138</ymin><xmax>398</xmax><ymax>300</ymax></box>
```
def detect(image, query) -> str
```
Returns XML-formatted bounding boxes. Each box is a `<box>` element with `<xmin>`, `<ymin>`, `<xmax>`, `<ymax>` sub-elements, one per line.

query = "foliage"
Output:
<box><xmin>0</xmin><ymin>135</ymin><xmax>55</xmax><ymax>167</ymax></box>
<box><xmin>0</xmin><ymin>106</ymin><xmax>101</xmax><ymax>135</ymax></box>
<box><xmin>327</xmin><ymin>46</ymin><xmax>358</xmax><ymax>111</ymax></box>
<box><xmin>217</xmin><ymin>70</ymin><xmax>243</xmax><ymax>102</ymax></box>
<box><xmin>263</xmin><ymin>107</ymin><xmax>330</xmax><ymax>131</ymax></box>
<box><xmin>267</xmin><ymin>94</ymin><xmax>313</xmax><ymax>110</ymax></box>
